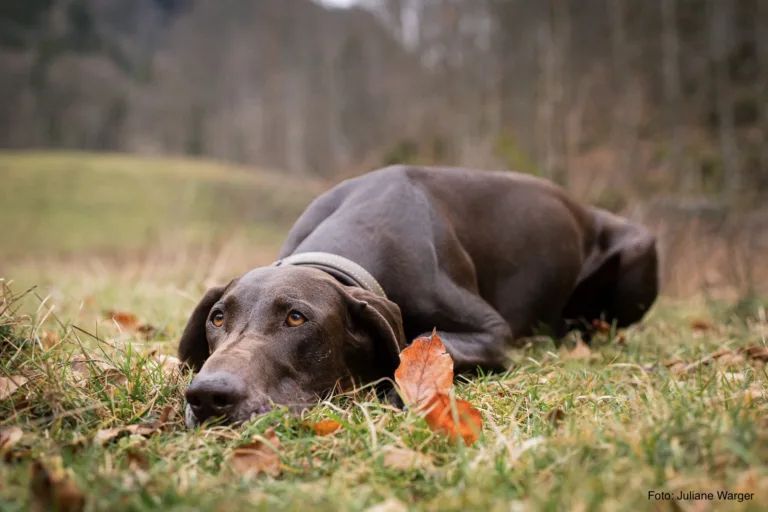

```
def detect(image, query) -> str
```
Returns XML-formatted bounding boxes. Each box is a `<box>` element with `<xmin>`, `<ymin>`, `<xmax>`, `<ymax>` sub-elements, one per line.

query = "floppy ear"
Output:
<box><xmin>178</xmin><ymin>284</ymin><xmax>229</xmax><ymax>372</ymax></box>
<box><xmin>341</xmin><ymin>286</ymin><xmax>407</xmax><ymax>377</ymax></box>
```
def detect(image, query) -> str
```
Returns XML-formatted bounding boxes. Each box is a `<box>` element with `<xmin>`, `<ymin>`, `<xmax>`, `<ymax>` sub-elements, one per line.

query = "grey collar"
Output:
<box><xmin>273</xmin><ymin>252</ymin><xmax>387</xmax><ymax>298</ymax></box>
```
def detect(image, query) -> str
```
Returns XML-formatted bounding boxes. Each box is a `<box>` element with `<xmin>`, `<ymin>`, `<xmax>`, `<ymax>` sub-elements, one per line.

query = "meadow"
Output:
<box><xmin>1</xmin><ymin>153</ymin><xmax>767</xmax><ymax>511</ymax></box>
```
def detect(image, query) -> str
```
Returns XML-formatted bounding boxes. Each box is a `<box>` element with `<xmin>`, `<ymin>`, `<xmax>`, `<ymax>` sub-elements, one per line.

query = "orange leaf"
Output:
<box><xmin>394</xmin><ymin>331</ymin><xmax>483</xmax><ymax>445</ymax></box>
<box><xmin>230</xmin><ymin>428</ymin><xmax>282</xmax><ymax>477</ymax></box>
<box><xmin>311</xmin><ymin>419</ymin><xmax>342</xmax><ymax>436</ymax></box>
<box><xmin>423</xmin><ymin>394</ymin><xmax>483</xmax><ymax>446</ymax></box>
<box><xmin>104</xmin><ymin>310</ymin><xmax>139</xmax><ymax>330</ymax></box>
<box><xmin>394</xmin><ymin>330</ymin><xmax>453</xmax><ymax>408</ymax></box>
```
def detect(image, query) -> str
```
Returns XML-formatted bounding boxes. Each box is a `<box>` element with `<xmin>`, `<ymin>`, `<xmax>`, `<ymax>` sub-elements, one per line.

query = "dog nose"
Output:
<box><xmin>185</xmin><ymin>372</ymin><xmax>246</xmax><ymax>423</ymax></box>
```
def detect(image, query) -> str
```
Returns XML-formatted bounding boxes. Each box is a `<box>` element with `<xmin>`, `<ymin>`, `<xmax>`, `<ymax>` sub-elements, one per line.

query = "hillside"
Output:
<box><xmin>0</xmin><ymin>151</ymin><xmax>326</xmax><ymax>265</ymax></box>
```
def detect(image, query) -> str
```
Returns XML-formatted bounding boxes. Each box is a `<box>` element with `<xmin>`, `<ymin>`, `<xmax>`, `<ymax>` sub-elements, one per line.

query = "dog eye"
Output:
<box><xmin>210</xmin><ymin>311</ymin><xmax>225</xmax><ymax>327</ymax></box>
<box><xmin>286</xmin><ymin>311</ymin><xmax>306</xmax><ymax>327</ymax></box>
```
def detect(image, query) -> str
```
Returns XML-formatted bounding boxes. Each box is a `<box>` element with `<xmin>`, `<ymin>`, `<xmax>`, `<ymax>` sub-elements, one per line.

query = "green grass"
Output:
<box><xmin>2</xmin><ymin>277</ymin><xmax>768</xmax><ymax>511</ymax></box>
<box><xmin>2</xmin><ymin>151</ymin><xmax>768</xmax><ymax>511</ymax></box>
<box><xmin>0</xmin><ymin>152</ymin><xmax>325</xmax><ymax>263</ymax></box>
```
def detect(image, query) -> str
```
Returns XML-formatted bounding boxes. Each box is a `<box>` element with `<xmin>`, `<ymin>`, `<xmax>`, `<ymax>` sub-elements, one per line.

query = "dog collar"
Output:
<box><xmin>273</xmin><ymin>252</ymin><xmax>387</xmax><ymax>298</ymax></box>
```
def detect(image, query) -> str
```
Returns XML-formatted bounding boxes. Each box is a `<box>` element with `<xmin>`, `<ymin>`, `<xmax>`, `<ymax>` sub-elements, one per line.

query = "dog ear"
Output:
<box><xmin>177</xmin><ymin>282</ymin><xmax>231</xmax><ymax>372</ymax></box>
<box><xmin>341</xmin><ymin>286</ymin><xmax>407</xmax><ymax>377</ymax></box>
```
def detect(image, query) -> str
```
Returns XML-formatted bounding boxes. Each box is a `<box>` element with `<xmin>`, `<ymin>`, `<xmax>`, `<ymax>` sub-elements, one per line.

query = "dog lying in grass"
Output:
<box><xmin>178</xmin><ymin>166</ymin><xmax>658</xmax><ymax>427</ymax></box>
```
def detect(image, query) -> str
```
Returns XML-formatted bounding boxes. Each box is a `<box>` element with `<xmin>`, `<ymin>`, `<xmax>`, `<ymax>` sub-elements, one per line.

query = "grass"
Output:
<box><xmin>0</xmin><ymin>151</ymin><xmax>325</xmax><ymax>263</ymax></box>
<box><xmin>1</xmin><ymin>276</ymin><xmax>767</xmax><ymax>512</ymax></box>
<box><xmin>2</xmin><ymin>151</ymin><xmax>768</xmax><ymax>511</ymax></box>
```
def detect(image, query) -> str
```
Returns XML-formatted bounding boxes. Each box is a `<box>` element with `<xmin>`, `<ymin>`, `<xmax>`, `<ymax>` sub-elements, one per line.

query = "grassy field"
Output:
<box><xmin>1</xmin><ymin>152</ymin><xmax>768</xmax><ymax>511</ymax></box>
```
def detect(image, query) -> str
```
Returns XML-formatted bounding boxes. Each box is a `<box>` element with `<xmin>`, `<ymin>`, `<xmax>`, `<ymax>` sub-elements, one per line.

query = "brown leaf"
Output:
<box><xmin>566</xmin><ymin>339</ymin><xmax>592</xmax><ymax>360</ymax></box>
<box><xmin>546</xmin><ymin>408</ymin><xmax>566</xmax><ymax>428</ymax></box>
<box><xmin>394</xmin><ymin>331</ymin><xmax>483</xmax><ymax>445</ymax></box>
<box><xmin>690</xmin><ymin>319</ymin><xmax>715</xmax><ymax>332</ymax></box>
<box><xmin>394</xmin><ymin>330</ymin><xmax>453</xmax><ymax>408</ymax></box>
<box><xmin>592</xmin><ymin>319</ymin><xmax>611</xmax><ymax>334</ymax></box>
<box><xmin>70</xmin><ymin>355</ymin><xmax>112</xmax><ymax>377</ymax></box>
<box><xmin>151</xmin><ymin>353</ymin><xmax>182</xmax><ymax>377</ymax></box>
<box><xmin>0</xmin><ymin>375</ymin><xmax>28</xmax><ymax>400</ymax></box>
<box><xmin>0</xmin><ymin>426</ymin><xmax>23</xmax><ymax>451</ymax></box>
<box><xmin>381</xmin><ymin>447</ymin><xmax>432</xmax><ymax>471</ymax></box>
<box><xmin>423</xmin><ymin>394</ymin><xmax>483</xmax><ymax>446</ymax></box>
<box><xmin>311</xmin><ymin>419</ymin><xmax>342</xmax><ymax>436</ymax></box>
<box><xmin>93</xmin><ymin>428</ymin><xmax>124</xmax><ymax>445</ymax></box>
<box><xmin>104</xmin><ymin>310</ymin><xmax>139</xmax><ymax>330</ymax></box>
<box><xmin>126</xmin><ymin>450</ymin><xmax>150</xmax><ymax>471</ymax></box>
<box><xmin>93</xmin><ymin>405</ymin><xmax>174</xmax><ymax>445</ymax></box>
<box><xmin>136</xmin><ymin>324</ymin><xmax>158</xmax><ymax>340</ymax></box>
<box><xmin>30</xmin><ymin>460</ymin><xmax>85</xmax><ymax>512</ymax></box>
<box><xmin>742</xmin><ymin>345</ymin><xmax>768</xmax><ymax>362</ymax></box>
<box><xmin>230</xmin><ymin>428</ymin><xmax>282</xmax><ymax>478</ymax></box>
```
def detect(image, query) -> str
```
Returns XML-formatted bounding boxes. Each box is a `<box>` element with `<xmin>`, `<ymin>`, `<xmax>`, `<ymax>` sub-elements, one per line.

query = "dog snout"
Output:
<box><xmin>185</xmin><ymin>371</ymin><xmax>246</xmax><ymax>424</ymax></box>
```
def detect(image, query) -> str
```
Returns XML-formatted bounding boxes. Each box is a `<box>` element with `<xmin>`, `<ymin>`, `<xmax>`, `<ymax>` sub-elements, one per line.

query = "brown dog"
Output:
<box><xmin>178</xmin><ymin>166</ymin><xmax>658</xmax><ymax>426</ymax></box>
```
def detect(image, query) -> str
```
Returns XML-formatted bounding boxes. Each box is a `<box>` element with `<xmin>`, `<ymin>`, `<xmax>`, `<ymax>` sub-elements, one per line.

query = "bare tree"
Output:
<box><xmin>709</xmin><ymin>0</ymin><xmax>740</xmax><ymax>196</ymax></box>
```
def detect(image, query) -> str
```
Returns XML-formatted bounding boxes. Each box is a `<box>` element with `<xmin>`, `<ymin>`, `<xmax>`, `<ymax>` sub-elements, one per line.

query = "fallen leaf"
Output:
<box><xmin>566</xmin><ymin>338</ymin><xmax>592</xmax><ymax>360</ymax></box>
<box><xmin>230</xmin><ymin>428</ymin><xmax>281</xmax><ymax>477</ymax></box>
<box><xmin>690</xmin><ymin>319</ymin><xmax>715</xmax><ymax>332</ymax></box>
<box><xmin>104</xmin><ymin>310</ymin><xmax>139</xmax><ymax>330</ymax></box>
<box><xmin>546</xmin><ymin>408</ymin><xmax>566</xmax><ymax>428</ymax></box>
<box><xmin>381</xmin><ymin>447</ymin><xmax>432</xmax><ymax>471</ymax></box>
<box><xmin>125</xmin><ymin>450</ymin><xmax>150</xmax><ymax>471</ymax></box>
<box><xmin>70</xmin><ymin>355</ymin><xmax>112</xmax><ymax>377</ymax></box>
<box><xmin>137</xmin><ymin>324</ymin><xmax>158</xmax><ymax>340</ymax></box>
<box><xmin>93</xmin><ymin>428</ymin><xmax>123</xmax><ymax>445</ymax></box>
<box><xmin>0</xmin><ymin>375</ymin><xmax>28</xmax><ymax>400</ymax></box>
<box><xmin>394</xmin><ymin>331</ymin><xmax>483</xmax><ymax>445</ymax></box>
<box><xmin>592</xmin><ymin>319</ymin><xmax>611</xmax><ymax>334</ymax></box>
<box><xmin>93</xmin><ymin>405</ymin><xmax>174</xmax><ymax>445</ymax></box>
<box><xmin>394</xmin><ymin>329</ymin><xmax>453</xmax><ymax>408</ymax></box>
<box><xmin>0</xmin><ymin>426</ymin><xmax>23</xmax><ymax>451</ymax></box>
<box><xmin>311</xmin><ymin>419</ymin><xmax>342</xmax><ymax>436</ymax></box>
<box><xmin>742</xmin><ymin>345</ymin><xmax>768</xmax><ymax>362</ymax></box>
<box><xmin>30</xmin><ymin>459</ymin><xmax>85</xmax><ymax>512</ymax></box>
<box><xmin>423</xmin><ymin>393</ymin><xmax>483</xmax><ymax>445</ymax></box>
<box><xmin>150</xmin><ymin>353</ymin><xmax>182</xmax><ymax>377</ymax></box>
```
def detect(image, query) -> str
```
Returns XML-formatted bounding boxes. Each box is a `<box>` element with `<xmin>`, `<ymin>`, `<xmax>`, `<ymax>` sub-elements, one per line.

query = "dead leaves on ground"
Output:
<box><xmin>103</xmin><ymin>309</ymin><xmax>160</xmax><ymax>340</ymax></box>
<box><xmin>0</xmin><ymin>375</ymin><xmax>28</xmax><ymax>400</ymax></box>
<box><xmin>30</xmin><ymin>458</ymin><xmax>85</xmax><ymax>512</ymax></box>
<box><xmin>229</xmin><ymin>428</ymin><xmax>282</xmax><ymax>478</ymax></box>
<box><xmin>94</xmin><ymin>405</ymin><xmax>175</xmax><ymax>445</ymax></box>
<box><xmin>394</xmin><ymin>330</ymin><xmax>483</xmax><ymax>445</ymax></box>
<box><xmin>309</xmin><ymin>419</ymin><xmax>342</xmax><ymax>436</ymax></box>
<box><xmin>663</xmin><ymin>344</ymin><xmax>768</xmax><ymax>377</ymax></box>
<box><xmin>381</xmin><ymin>446</ymin><xmax>432</xmax><ymax>471</ymax></box>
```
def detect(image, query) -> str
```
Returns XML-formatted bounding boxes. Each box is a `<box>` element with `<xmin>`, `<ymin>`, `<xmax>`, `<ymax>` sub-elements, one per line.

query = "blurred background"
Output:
<box><xmin>0</xmin><ymin>0</ymin><xmax>766</xmax><ymax>304</ymax></box>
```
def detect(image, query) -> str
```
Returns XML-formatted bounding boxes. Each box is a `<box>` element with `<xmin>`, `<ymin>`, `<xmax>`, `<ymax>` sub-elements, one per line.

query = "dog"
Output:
<box><xmin>178</xmin><ymin>166</ymin><xmax>658</xmax><ymax>427</ymax></box>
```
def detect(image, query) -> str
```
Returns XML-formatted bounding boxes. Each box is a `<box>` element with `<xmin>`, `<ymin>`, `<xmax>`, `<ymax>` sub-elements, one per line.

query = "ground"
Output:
<box><xmin>1</xmin><ymin>153</ymin><xmax>767</xmax><ymax>511</ymax></box>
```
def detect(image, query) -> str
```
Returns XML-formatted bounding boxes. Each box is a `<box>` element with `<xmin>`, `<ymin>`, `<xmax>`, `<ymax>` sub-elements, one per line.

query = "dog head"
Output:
<box><xmin>178</xmin><ymin>266</ymin><xmax>405</xmax><ymax>427</ymax></box>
